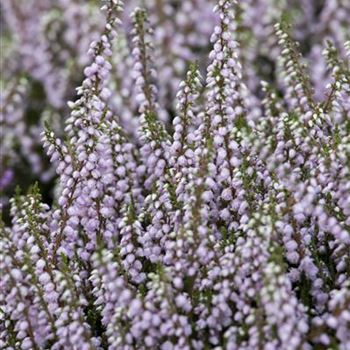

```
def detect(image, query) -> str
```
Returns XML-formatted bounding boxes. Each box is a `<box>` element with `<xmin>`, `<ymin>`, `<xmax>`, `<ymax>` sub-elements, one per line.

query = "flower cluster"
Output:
<box><xmin>1</xmin><ymin>0</ymin><xmax>350</xmax><ymax>349</ymax></box>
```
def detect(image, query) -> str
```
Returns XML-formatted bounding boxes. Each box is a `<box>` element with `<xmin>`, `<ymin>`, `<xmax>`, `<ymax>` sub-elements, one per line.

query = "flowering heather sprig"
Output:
<box><xmin>322</xmin><ymin>40</ymin><xmax>350</xmax><ymax>121</ymax></box>
<box><xmin>170</xmin><ymin>63</ymin><xmax>203</xmax><ymax>216</ymax></box>
<box><xmin>275</xmin><ymin>20</ymin><xmax>316</xmax><ymax>113</ymax></box>
<box><xmin>41</xmin><ymin>0</ymin><xmax>126</xmax><ymax>264</ymax></box>
<box><xmin>1</xmin><ymin>0</ymin><xmax>350</xmax><ymax>349</ymax></box>
<box><xmin>131</xmin><ymin>8</ymin><xmax>172</xmax><ymax>188</ymax></box>
<box><xmin>130</xmin><ymin>9</ymin><xmax>183</xmax><ymax>264</ymax></box>
<box><xmin>90</xmin><ymin>247</ymin><xmax>136</xmax><ymax>348</ymax></box>
<box><xmin>197</xmin><ymin>0</ymin><xmax>250</xmax><ymax>230</ymax></box>
<box><xmin>131</xmin><ymin>8</ymin><xmax>170</xmax><ymax>142</ymax></box>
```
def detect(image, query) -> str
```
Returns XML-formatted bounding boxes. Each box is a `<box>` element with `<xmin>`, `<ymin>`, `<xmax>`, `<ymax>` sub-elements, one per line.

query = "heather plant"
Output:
<box><xmin>1</xmin><ymin>0</ymin><xmax>350</xmax><ymax>349</ymax></box>
<box><xmin>2</xmin><ymin>0</ymin><xmax>350</xmax><ymax>211</ymax></box>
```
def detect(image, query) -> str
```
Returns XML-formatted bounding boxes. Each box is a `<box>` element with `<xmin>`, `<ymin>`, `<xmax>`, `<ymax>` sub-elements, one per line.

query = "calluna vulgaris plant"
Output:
<box><xmin>1</xmin><ymin>0</ymin><xmax>350</xmax><ymax>349</ymax></box>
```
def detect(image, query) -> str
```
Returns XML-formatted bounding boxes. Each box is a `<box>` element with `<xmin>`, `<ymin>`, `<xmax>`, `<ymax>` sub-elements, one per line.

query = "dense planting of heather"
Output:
<box><xmin>1</xmin><ymin>0</ymin><xmax>350</xmax><ymax>349</ymax></box>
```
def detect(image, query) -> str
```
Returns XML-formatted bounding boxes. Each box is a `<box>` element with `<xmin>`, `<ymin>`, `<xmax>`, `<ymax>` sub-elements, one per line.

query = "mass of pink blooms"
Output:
<box><xmin>1</xmin><ymin>0</ymin><xmax>350</xmax><ymax>349</ymax></box>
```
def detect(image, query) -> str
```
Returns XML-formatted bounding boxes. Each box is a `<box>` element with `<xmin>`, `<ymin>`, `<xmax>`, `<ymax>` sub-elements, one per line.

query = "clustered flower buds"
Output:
<box><xmin>1</xmin><ymin>0</ymin><xmax>350</xmax><ymax>349</ymax></box>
